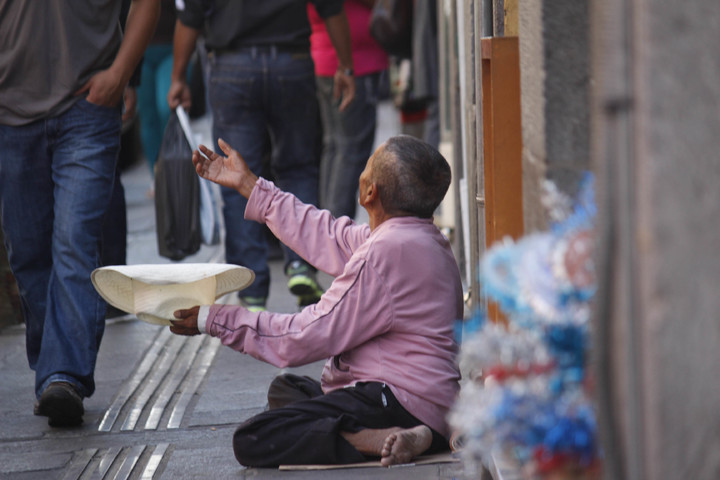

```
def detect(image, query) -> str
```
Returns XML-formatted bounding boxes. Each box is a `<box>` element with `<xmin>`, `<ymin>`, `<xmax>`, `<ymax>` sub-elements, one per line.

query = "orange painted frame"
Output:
<box><xmin>481</xmin><ymin>36</ymin><xmax>524</xmax><ymax>323</ymax></box>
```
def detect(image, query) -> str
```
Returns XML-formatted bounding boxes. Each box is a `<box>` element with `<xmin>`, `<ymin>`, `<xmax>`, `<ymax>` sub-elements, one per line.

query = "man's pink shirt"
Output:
<box><xmin>201</xmin><ymin>178</ymin><xmax>462</xmax><ymax>438</ymax></box>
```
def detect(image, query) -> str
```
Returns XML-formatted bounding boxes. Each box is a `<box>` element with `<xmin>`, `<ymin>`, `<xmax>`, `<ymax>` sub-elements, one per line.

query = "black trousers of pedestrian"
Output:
<box><xmin>232</xmin><ymin>374</ymin><xmax>448</xmax><ymax>467</ymax></box>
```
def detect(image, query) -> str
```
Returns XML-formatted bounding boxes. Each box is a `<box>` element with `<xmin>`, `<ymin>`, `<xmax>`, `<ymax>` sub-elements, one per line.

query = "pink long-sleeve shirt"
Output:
<box><xmin>201</xmin><ymin>178</ymin><xmax>462</xmax><ymax>437</ymax></box>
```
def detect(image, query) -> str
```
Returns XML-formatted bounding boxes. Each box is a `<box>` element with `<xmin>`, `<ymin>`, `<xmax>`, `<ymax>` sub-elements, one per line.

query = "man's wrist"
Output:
<box><xmin>197</xmin><ymin>305</ymin><xmax>211</xmax><ymax>334</ymax></box>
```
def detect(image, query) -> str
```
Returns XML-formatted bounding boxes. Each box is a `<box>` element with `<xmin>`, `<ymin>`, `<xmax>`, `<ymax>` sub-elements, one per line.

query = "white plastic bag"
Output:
<box><xmin>175</xmin><ymin>106</ymin><xmax>221</xmax><ymax>246</ymax></box>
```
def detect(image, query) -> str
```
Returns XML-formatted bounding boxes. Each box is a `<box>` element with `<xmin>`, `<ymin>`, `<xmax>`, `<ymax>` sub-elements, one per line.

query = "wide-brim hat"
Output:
<box><xmin>91</xmin><ymin>263</ymin><xmax>254</xmax><ymax>326</ymax></box>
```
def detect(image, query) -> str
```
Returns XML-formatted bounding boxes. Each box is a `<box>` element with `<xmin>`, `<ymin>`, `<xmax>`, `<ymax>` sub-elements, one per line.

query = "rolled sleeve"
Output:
<box><xmin>310</xmin><ymin>0</ymin><xmax>345</xmax><ymax>18</ymax></box>
<box><xmin>175</xmin><ymin>0</ymin><xmax>205</xmax><ymax>30</ymax></box>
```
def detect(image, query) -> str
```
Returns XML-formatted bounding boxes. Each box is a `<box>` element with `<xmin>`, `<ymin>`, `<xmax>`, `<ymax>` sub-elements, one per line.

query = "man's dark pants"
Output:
<box><xmin>232</xmin><ymin>374</ymin><xmax>448</xmax><ymax>467</ymax></box>
<box><xmin>208</xmin><ymin>47</ymin><xmax>320</xmax><ymax>299</ymax></box>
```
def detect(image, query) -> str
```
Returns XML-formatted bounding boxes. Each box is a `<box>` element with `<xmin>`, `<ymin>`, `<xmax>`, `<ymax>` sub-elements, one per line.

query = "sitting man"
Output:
<box><xmin>170</xmin><ymin>134</ymin><xmax>463</xmax><ymax>467</ymax></box>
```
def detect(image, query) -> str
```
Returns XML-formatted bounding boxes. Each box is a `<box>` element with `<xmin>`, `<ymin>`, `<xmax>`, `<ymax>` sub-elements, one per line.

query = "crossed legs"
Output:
<box><xmin>232</xmin><ymin>374</ymin><xmax>444</xmax><ymax>468</ymax></box>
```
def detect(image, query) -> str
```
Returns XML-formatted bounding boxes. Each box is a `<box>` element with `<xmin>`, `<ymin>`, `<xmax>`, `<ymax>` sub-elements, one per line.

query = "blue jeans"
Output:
<box><xmin>0</xmin><ymin>98</ymin><xmax>121</xmax><ymax>399</ymax></box>
<box><xmin>208</xmin><ymin>47</ymin><xmax>319</xmax><ymax>298</ymax></box>
<box><xmin>317</xmin><ymin>72</ymin><xmax>382</xmax><ymax>219</ymax></box>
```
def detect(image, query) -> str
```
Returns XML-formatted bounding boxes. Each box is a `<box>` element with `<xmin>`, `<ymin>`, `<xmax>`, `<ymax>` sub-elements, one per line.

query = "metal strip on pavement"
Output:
<box><xmin>60</xmin><ymin>448</ymin><xmax>98</xmax><ymax>480</ymax></box>
<box><xmin>99</xmin><ymin>328</ymin><xmax>173</xmax><ymax>432</ymax></box>
<box><xmin>121</xmin><ymin>335</ymin><xmax>186</xmax><ymax>431</ymax></box>
<box><xmin>111</xmin><ymin>444</ymin><xmax>146</xmax><ymax>480</ymax></box>
<box><xmin>167</xmin><ymin>336</ymin><xmax>221</xmax><ymax>429</ymax></box>
<box><xmin>96</xmin><ymin>447</ymin><xmax>122</xmax><ymax>480</ymax></box>
<box><xmin>140</xmin><ymin>443</ymin><xmax>170</xmax><ymax>480</ymax></box>
<box><xmin>144</xmin><ymin>335</ymin><xmax>204</xmax><ymax>430</ymax></box>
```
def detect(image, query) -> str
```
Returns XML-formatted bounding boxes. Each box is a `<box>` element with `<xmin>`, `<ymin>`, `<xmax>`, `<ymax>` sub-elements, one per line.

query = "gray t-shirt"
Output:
<box><xmin>0</xmin><ymin>0</ymin><xmax>123</xmax><ymax>126</ymax></box>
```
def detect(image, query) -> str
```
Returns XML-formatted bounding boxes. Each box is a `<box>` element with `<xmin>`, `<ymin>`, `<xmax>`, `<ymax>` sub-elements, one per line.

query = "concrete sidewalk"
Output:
<box><xmin>0</xmin><ymin>106</ymin><xmax>466</xmax><ymax>479</ymax></box>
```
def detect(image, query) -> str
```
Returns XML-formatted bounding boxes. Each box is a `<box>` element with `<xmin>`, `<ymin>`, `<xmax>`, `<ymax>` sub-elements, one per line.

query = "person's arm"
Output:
<box><xmin>122</xmin><ymin>87</ymin><xmax>138</xmax><ymax>123</ymax></box>
<box><xmin>167</xmin><ymin>19</ymin><xmax>200</xmax><ymax>109</ymax></box>
<box><xmin>173</xmin><ymin>254</ymin><xmax>393</xmax><ymax>369</ymax></box>
<box><xmin>120</xmin><ymin>0</ymin><xmax>143</xmax><ymax>122</ymax></box>
<box><xmin>77</xmin><ymin>0</ymin><xmax>160</xmax><ymax>107</ymax></box>
<box><xmin>322</xmin><ymin>10</ymin><xmax>356</xmax><ymax>111</ymax></box>
<box><xmin>193</xmin><ymin>140</ymin><xmax>370</xmax><ymax>273</ymax></box>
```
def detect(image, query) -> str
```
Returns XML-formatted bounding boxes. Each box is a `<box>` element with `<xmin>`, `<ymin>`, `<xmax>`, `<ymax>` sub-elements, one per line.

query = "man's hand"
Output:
<box><xmin>170</xmin><ymin>306</ymin><xmax>201</xmax><ymax>336</ymax></box>
<box><xmin>76</xmin><ymin>68</ymin><xmax>126</xmax><ymax>107</ymax></box>
<box><xmin>122</xmin><ymin>86</ymin><xmax>138</xmax><ymax>123</ymax></box>
<box><xmin>167</xmin><ymin>79</ymin><xmax>192</xmax><ymax>110</ymax></box>
<box><xmin>333</xmin><ymin>70</ymin><xmax>356</xmax><ymax>112</ymax></box>
<box><xmin>193</xmin><ymin>139</ymin><xmax>259</xmax><ymax>199</ymax></box>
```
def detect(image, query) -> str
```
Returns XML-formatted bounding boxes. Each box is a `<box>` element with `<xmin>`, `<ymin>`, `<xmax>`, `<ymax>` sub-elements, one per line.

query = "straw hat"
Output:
<box><xmin>91</xmin><ymin>263</ymin><xmax>254</xmax><ymax>326</ymax></box>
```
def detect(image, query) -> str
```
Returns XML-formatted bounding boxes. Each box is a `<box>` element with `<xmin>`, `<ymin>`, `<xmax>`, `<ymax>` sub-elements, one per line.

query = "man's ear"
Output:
<box><xmin>361</xmin><ymin>182</ymin><xmax>379</xmax><ymax>206</ymax></box>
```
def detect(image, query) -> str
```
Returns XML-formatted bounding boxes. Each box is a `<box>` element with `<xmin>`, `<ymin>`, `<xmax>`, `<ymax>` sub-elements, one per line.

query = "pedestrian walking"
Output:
<box><xmin>0</xmin><ymin>0</ymin><xmax>160</xmax><ymax>427</ymax></box>
<box><xmin>168</xmin><ymin>0</ymin><xmax>356</xmax><ymax>311</ymax></box>
<box><xmin>309</xmin><ymin>0</ymin><xmax>389</xmax><ymax>220</ymax></box>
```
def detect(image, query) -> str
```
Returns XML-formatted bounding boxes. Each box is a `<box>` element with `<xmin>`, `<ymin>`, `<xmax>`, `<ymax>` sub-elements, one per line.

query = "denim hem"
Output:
<box><xmin>38</xmin><ymin>374</ymin><xmax>86</xmax><ymax>400</ymax></box>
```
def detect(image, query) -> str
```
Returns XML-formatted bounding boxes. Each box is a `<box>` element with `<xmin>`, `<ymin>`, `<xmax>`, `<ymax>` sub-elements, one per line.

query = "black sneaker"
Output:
<box><xmin>34</xmin><ymin>382</ymin><xmax>84</xmax><ymax>427</ymax></box>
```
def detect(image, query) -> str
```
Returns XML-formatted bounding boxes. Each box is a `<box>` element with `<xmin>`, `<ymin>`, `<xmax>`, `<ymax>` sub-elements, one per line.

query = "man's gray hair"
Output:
<box><xmin>372</xmin><ymin>135</ymin><xmax>451</xmax><ymax>218</ymax></box>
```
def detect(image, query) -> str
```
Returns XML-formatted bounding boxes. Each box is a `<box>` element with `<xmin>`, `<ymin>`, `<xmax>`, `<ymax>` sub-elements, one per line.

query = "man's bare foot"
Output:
<box><xmin>380</xmin><ymin>425</ymin><xmax>433</xmax><ymax>467</ymax></box>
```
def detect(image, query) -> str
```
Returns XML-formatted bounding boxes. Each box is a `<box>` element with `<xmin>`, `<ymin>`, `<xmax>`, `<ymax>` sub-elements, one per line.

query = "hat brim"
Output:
<box><xmin>92</xmin><ymin>264</ymin><xmax>255</xmax><ymax>326</ymax></box>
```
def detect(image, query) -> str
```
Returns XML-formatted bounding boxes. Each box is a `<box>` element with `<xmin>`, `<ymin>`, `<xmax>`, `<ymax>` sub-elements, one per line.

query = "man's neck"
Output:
<box><xmin>368</xmin><ymin>210</ymin><xmax>412</xmax><ymax>231</ymax></box>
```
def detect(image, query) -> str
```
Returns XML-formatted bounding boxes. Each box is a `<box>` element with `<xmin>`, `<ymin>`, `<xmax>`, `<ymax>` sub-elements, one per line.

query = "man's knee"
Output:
<box><xmin>267</xmin><ymin>373</ymin><xmax>321</xmax><ymax>410</ymax></box>
<box><xmin>232</xmin><ymin>417</ymin><xmax>281</xmax><ymax>467</ymax></box>
<box><xmin>232</xmin><ymin>424</ymin><xmax>261</xmax><ymax>466</ymax></box>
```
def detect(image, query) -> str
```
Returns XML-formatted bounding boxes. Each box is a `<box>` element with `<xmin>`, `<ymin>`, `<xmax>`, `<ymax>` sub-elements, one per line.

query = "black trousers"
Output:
<box><xmin>232</xmin><ymin>374</ymin><xmax>448</xmax><ymax>467</ymax></box>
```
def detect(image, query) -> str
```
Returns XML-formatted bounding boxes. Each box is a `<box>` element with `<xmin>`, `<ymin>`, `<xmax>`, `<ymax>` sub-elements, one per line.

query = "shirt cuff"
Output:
<box><xmin>197</xmin><ymin>305</ymin><xmax>211</xmax><ymax>334</ymax></box>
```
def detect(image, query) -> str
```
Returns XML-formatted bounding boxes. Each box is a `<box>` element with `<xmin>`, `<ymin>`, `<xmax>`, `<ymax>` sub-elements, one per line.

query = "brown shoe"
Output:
<box><xmin>34</xmin><ymin>382</ymin><xmax>84</xmax><ymax>427</ymax></box>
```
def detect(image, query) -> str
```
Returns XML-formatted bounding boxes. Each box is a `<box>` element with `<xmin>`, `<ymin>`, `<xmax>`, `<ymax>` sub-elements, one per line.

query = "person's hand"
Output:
<box><xmin>122</xmin><ymin>86</ymin><xmax>138</xmax><ymax>123</ymax></box>
<box><xmin>333</xmin><ymin>70</ymin><xmax>356</xmax><ymax>112</ymax></box>
<box><xmin>167</xmin><ymin>79</ymin><xmax>192</xmax><ymax>110</ymax></box>
<box><xmin>193</xmin><ymin>138</ymin><xmax>259</xmax><ymax>198</ymax></box>
<box><xmin>76</xmin><ymin>68</ymin><xmax>126</xmax><ymax>107</ymax></box>
<box><xmin>170</xmin><ymin>306</ymin><xmax>201</xmax><ymax>336</ymax></box>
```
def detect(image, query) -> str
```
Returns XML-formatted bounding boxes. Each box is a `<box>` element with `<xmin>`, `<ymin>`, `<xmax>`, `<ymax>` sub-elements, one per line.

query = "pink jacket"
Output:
<box><xmin>202</xmin><ymin>178</ymin><xmax>462</xmax><ymax>437</ymax></box>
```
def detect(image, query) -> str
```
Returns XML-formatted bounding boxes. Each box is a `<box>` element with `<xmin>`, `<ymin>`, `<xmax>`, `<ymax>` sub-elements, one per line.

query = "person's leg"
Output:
<box><xmin>1</xmin><ymin>99</ymin><xmax>120</xmax><ymax>425</ymax></box>
<box><xmin>138</xmin><ymin>44</ymin><xmax>174</xmax><ymax>175</ymax></box>
<box><xmin>265</xmin><ymin>51</ymin><xmax>319</xmax><ymax>210</ymax></box>
<box><xmin>208</xmin><ymin>51</ymin><xmax>271</xmax><ymax>304</ymax></box>
<box><xmin>233</xmin><ymin>381</ymin><xmax>446</xmax><ymax>467</ymax></box>
<box><xmin>154</xmin><ymin>48</ymin><xmax>174</xmax><ymax>146</ymax></box>
<box><xmin>265</xmin><ymin>50</ymin><xmax>324</xmax><ymax>306</ymax></box>
<box><xmin>324</xmin><ymin>72</ymin><xmax>381</xmax><ymax>219</ymax></box>
<box><xmin>101</xmin><ymin>168</ymin><xmax>127</xmax><ymax>268</ymax></box>
<box><xmin>100</xmin><ymin>168</ymin><xmax>127</xmax><ymax>319</ymax></box>
<box><xmin>137</xmin><ymin>47</ymin><xmax>161</xmax><ymax>174</ymax></box>
<box><xmin>423</xmin><ymin>97</ymin><xmax>440</xmax><ymax>149</ymax></box>
<box><xmin>315</xmin><ymin>75</ymin><xmax>338</xmax><ymax>210</ymax></box>
<box><xmin>35</xmin><ymin>99</ymin><xmax>121</xmax><ymax>401</ymax></box>
<box><xmin>0</xmin><ymin>121</ymin><xmax>55</xmax><ymax>372</ymax></box>
<box><xmin>342</xmin><ymin>425</ymin><xmax>434</xmax><ymax>467</ymax></box>
<box><xmin>267</xmin><ymin>373</ymin><xmax>323</xmax><ymax>409</ymax></box>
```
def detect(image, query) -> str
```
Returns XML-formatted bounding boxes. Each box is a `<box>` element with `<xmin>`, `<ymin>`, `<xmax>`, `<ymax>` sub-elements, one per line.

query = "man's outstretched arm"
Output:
<box><xmin>193</xmin><ymin>139</ymin><xmax>369</xmax><ymax>272</ymax></box>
